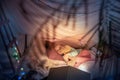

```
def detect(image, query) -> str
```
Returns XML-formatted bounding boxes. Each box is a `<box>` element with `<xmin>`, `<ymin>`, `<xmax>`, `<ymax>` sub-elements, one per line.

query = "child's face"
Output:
<box><xmin>55</xmin><ymin>45</ymin><xmax>72</xmax><ymax>55</ymax></box>
<box><xmin>55</xmin><ymin>45</ymin><xmax>64</xmax><ymax>55</ymax></box>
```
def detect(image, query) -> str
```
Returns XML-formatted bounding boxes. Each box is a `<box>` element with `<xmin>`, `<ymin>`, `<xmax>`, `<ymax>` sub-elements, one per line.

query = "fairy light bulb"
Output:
<box><xmin>20</xmin><ymin>68</ymin><xmax>24</xmax><ymax>71</ymax></box>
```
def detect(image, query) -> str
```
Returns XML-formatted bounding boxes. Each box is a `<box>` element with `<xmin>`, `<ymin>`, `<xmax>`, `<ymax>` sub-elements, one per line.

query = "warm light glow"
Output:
<box><xmin>42</xmin><ymin>20</ymin><xmax>86</xmax><ymax>40</ymax></box>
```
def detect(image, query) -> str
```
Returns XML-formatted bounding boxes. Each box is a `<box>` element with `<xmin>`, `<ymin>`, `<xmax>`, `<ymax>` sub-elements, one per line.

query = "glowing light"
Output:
<box><xmin>17</xmin><ymin>60</ymin><xmax>20</xmax><ymax>63</ymax></box>
<box><xmin>42</xmin><ymin>20</ymin><xmax>85</xmax><ymax>40</ymax></box>
<box><xmin>15</xmin><ymin>57</ymin><xmax>19</xmax><ymax>60</ymax></box>
<box><xmin>14</xmin><ymin>47</ymin><xmax>17</xmax><ymax>50</ymax></box>
<box><xmin>14</xmin><ymin>52</ymin><xmax>18</xmax><ymax>56</ymax></box>
<box><xmin>20</xmin><ymin>68</ymin><xmax>24</xmax><ymax>71</ymax></box>
<box><xmin>18</xmin><ymin>76</ymin><xmax>22</xmax><ymax>80</ymax></box>
<box><xmin>21</xmin><ymin>72</ymin><xmax>25</xmax><ymax>75</ymax></box>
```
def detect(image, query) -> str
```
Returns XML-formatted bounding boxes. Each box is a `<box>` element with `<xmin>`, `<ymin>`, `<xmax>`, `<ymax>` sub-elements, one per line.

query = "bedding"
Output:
<box><xmin>78</xmin><ymin>61</ymin><xmax>95</xmax><ymax>73</ymax></box>
<box><xmin>47</xmin><ymin>46</ymin><xmax>95</xmax><ymax>73</ymax></box>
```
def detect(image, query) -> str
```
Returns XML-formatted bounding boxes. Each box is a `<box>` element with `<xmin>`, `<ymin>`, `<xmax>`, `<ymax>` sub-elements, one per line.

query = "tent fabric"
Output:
<box><xmin>0</xmin><ymin>0</ymin><xmax>120</xmax><ymax>80</ymax></box>
<box><xmin>91</xmin><ymin>56</ymin><xmax>118</xmax><ymax>80</ymax></box>
<box><xmin>1</xmin><ymin>0</ymin><xmax>100</xmax><ymax>45</ymax></box>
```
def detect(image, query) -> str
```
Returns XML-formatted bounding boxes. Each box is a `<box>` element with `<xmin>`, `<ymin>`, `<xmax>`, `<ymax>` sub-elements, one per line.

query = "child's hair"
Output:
<box><xmin>45</xmin><ymin>40</ymin><xmax>65</xmax><ymax>50</ymax></box>
<box><xmin>54</xmin><ymin>44</ymin><xmax>73</xmax><ymax>55</ymax></box>
<box><xmin>45</xmin><ymin>41</ymin><xmax>56</xmax><ymax>49</ymax></box>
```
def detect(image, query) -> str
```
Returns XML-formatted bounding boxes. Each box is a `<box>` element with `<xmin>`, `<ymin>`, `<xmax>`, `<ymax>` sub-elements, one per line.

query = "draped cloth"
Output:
<box><xmin>2</xmin><ymin>0</ymin><xmax>100</xmax><ymax>42</ymax></box>
<box><xmin>91</xmin><ymin>56</ymin><xmax>118</xmax><ymax>80</ymax></box>
<box><xmin>1</xmin><ymin>0</ymin><xmax>100</xmax><ymax>56</ymax></box>
<box><xmin>1</xmin><ymin>0</ymin><xmax>120</xmax><ymax>80</ymax></box>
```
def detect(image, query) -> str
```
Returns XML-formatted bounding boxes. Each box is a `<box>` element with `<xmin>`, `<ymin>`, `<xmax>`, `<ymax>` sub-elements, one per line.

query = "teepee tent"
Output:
<box><xmin>0</xmin><ymin>0</ymin><xmax>120</xmax><ymax>80</ymax></box>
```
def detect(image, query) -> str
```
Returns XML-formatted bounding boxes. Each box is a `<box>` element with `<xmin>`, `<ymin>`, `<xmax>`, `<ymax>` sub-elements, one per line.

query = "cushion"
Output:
<box><xmin>47</xmin><ymin>49</ymin><xmax>64</xmax><ymax>61</ymax></box>
<box><xmin>77</xmin><ymin>50</ymin><xmax>91</xmax><ymax>58</ymax></box>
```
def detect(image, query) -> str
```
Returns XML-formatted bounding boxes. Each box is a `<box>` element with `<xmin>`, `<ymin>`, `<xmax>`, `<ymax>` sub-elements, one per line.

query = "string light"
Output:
<box><xmin>11</xmin><ymin>45</ymin><xmax>25</xmax><ymax>80</ymax></box>
<box><xmin>21</xmin><ymin>71</ymin><xmax>26</xmax><ymax>76</ymax></box>
<box><xmin>17</xmin><ymin>60</ymin><xmax>20</xmax><ymax>63</ymax></box>
<box><xmin>17</xmin><ymin>67</ymin><xmax>26</xmax><ymax>80</ymax></box>
<box><xmin>18</xmin><ymin>76</ymin><xmax>22</xmax><ymax>80</ymax></box>
<box><xmin>20</xmin><ymin>68</ymin><xmax>24</xmax><ymax>71</ymax></box>
<box><xmin>11</xmin><ymin>46</ymin><xmax>20</xmax><ymax>61</ymax></box>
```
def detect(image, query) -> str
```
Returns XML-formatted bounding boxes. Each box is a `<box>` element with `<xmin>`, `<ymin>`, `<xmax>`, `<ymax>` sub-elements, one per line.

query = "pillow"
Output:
<box><xmin>47</xmin><ymin>49</ymin><xmax>64</xmax><ymax>61</ymax></box>
<box><xmin>74</xmin><ymin>50</ymin><xmax>94</xmax><ymax>67</ymax></box>
<box><xmin>77</xmin><ymin>50</ymin><xmax>91</xmax><ymax>58</ymax></box>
